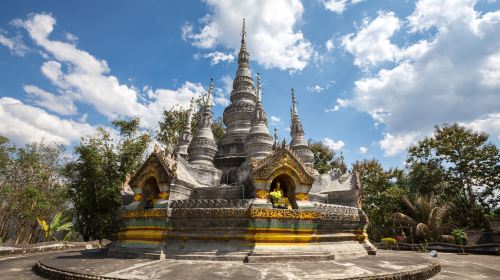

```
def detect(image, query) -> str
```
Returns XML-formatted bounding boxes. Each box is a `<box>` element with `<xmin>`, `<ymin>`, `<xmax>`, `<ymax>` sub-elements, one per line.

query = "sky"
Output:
<box><xmin>0</xmin><ymin>0</ymin><xmax>499</xmax><ymax>169</ymax></box>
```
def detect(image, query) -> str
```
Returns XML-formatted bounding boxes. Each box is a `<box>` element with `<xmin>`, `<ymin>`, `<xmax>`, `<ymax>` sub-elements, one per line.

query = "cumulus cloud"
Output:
<box><xmin>23</xmin><ymin>84</ymin><xmax>77</xmax><ymax>115</ymax></box>
<box><xmin>359</xmin><ymin>146</ymin><xmax>368</xmax><ymax>154</ymax></box>
<box><xmin>325</xmin><ymin>39</ymin><xmax>334</xmax><ymax>51</ymax></box>
<box><xmin>0</xmin><ymin>29</ymin><xmax>29</xmax><ymax>56</ymax></box>
<box><xmin>379</xmin><ymin>133</ymin><xmax>420</xmax><ymax>156</ymax></box>
<box><xmin>307</xmin><ymin>85</ymin><xmax>325</xmax><ymax>93</ymax></box>
<box><xmin>204</xmin><ymin>51</ymin><xmax>234</xmax><ymax>65</ymax></box>
<box><xmin>181</xmin><ymin>0</ymin><xmax>313</xmax><ymax>71</ymax></box>
<box><xmin>342</xmin><ymin>1</ymin><xmax>500</xmax><ymax>155</ymax></box>
<box><xmin>322</xmin><ymin>137</ymin><xmax>345</xmax><ymax>151</ymax></box>
<box><xmin>270</xmin><ymin>115</ymin><xmax>282</xmax><ymax>125</ymax></box>
<box><xmin>325</xmin><ymin>98</ymin><xmax>346</xmax><ymax>112</ymax></box>
<box><xmin>323</xmin><ymin>0</ymin><xmax>365</xmax><ymax>14</ymax></box>
<box><xmin>0</xmin><ymin>12</ymin><xmax>217</xmax><ymax>145</ymax></box>
<box><xmin>342</xmin><ymin>11</ymin><xmax>401</xmax><ymax>68</ymax></box>
<box><xmin>0</xmin><ymin>97</ymin><xmax>96</xmax><ymax>145</ymax></box>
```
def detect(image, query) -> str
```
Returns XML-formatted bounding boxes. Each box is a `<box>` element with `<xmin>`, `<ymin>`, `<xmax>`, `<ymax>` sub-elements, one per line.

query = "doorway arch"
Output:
<box><xmin>270</xmin><ymin>174</ymin><xmax>298</xmax><ymax>209</ymax></box>
<box><xmin>143</xmin><ymin>177</ymin><xmax>160</xmax><ymax>209</ymax></box>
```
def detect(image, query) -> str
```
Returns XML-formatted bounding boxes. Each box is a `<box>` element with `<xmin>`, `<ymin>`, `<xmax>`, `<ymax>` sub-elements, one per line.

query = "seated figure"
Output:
<box><xmin>269</xmin><ymin>181</ymin><xmax>290</xmax><ymax>209</ymax></box>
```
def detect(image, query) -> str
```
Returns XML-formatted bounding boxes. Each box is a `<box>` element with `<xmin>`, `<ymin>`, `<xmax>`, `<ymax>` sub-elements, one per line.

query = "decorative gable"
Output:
<box><xmin>251</xmin><ymin>147</ymin><xmax>314</xmax><ymax>185</ymax></box>
<box><xmin>129</xmin><ymin>151</ymin><xmax>175</xmax><ymax>189</ymax></box>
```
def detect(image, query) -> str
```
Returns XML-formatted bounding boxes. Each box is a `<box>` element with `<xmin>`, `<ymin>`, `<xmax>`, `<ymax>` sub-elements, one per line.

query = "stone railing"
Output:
<box><xmin>0</xmin><ymin>240</ymin><xmax>103</xmax><ymax>256</ymax></box>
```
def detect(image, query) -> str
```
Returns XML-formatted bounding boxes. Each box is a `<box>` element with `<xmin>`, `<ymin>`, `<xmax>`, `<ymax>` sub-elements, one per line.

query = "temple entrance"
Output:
<box><xmin>143</xmin><ymin>177</ymin><xmax>160</xmax><ymax>209</ymax></box>
<box><xmin>269</xmin><ymin>174</ymin><xmax>298</xmax><ymax>209</ymax></box>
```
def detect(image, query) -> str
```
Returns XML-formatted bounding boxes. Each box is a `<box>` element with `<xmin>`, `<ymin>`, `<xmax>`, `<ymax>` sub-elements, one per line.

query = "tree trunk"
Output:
<box><xmin>27</xmin><ymin>222</ymin><xmax>38</xmax><ymax>244</ymax></box>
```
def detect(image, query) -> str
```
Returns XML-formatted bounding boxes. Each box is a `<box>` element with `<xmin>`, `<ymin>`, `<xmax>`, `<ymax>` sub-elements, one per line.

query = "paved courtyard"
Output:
<box><xmin>0</xmin><ymin>250</ymin><xmax>498</xmax><ymax>279</ymax></box>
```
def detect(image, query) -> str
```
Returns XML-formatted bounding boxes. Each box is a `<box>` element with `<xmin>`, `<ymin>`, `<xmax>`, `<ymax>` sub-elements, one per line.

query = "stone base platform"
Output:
<box><xmin>34</xmin><ymin>250</ymin><xmax>440</xmax><ymax>280</ymax></box>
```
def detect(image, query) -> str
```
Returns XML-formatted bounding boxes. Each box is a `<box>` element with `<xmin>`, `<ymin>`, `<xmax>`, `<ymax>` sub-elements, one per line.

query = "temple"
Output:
<box><xmin>110</xmin><ymin>20</ymin><xmax>376</xmax><ymax>262</ymax></box>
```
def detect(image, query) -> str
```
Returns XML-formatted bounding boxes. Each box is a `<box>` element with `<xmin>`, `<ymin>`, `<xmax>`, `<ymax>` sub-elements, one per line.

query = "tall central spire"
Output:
<box><xmin>217</xmin><ymin>19</ymin><xmax>257</xmax><ymax>170</ymax></box>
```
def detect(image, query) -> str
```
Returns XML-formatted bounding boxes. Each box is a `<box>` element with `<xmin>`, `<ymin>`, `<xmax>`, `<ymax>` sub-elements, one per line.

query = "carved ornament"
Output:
<box><xmin>249</xmin><ymin>208</ymin><xmax>320</xmax><ymax>220</ymax></box>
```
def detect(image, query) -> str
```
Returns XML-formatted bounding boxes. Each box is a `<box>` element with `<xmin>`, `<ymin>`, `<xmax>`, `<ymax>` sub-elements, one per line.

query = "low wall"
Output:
<box><xmin>375</xmin><ymin>242</ymin><xmax>500</xmax><ymax>255</ymax></box>
<box><xmin>110</xmin><ymin>199</ymin><xmax>376</xmax><ymax>260</ymax></box>
<box><xmin>0</xmin><ymin>241</ymin><xmax>102</xmax><ymax>256</ymax></box>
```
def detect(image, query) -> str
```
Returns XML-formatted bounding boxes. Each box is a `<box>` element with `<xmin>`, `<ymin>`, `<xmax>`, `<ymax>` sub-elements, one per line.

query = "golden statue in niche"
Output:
<box><xmin>269</xmin><ymin>181</ymin><xmax>291</xmax><ymax>209</ymax></box>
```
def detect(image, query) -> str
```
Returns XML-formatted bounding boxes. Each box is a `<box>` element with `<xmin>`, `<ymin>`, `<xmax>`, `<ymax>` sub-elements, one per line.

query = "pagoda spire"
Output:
<box><xmin>289</xmin><ymin>88</ymin><xmax>314</xmax><ymax>167</ymax></box>
<box><xmin>244</xmin><ymin>72</ymin><xmax>273</xmax><ymax>160</ymax></box>
<box><xmin>188</xmin><ymin>79</ymin><xmax>217</xmax><ymax>165</ymax></box>
<box><xmin>174</xmin><ymin>98</ymin><xmax>195</xmax><ymax>158</ymax></box>
<box><xmin>218</xmin><ymin>19</ymin><xmax>257</xmax><ymax>167</ymax></box>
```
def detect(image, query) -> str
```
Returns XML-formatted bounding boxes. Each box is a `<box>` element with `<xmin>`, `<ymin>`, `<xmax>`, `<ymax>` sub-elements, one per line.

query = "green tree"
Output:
<box><xmin>157</xmin><ymin>99</ymin><xmax>225</xmax><ymax>152</ymax></box>
<box><xmin>354</xmin><ymin>159</ymin><xmax>407</xmax><ymax>241</ymax></box>
<box><xmin>0</xmin><ymin>138</ymin><xmax>68</xmax><ymax>244</ymax></box>
<box><xmin>310</xmin><ymin>142</ymin><xmax>346</xmax><ymax>174</ymax></box>
<box><xmin>66</xmin><ymin>118</ymin><xmax>150</xmax><ymax>241</ymax></box>
<box><xmin>407</xmin><ymin>124</ymin><xmax>500</xmax><ymax>228</ymax></box>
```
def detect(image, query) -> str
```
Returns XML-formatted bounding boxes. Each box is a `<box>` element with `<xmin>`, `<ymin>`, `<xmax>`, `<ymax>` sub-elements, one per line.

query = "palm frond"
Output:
<box><xmin>416</xmin><ymin>223</ymin><xmax>432</xmax><ymax>241</ymax></box>
<box><xmin>393</xmin><ymin>212</ymin><xmax>418</xmax><ymax>225</ymax></box>
<box><xmin>402</xmin><ymin>196</ymin><xmax>418</xmax><ymax>217</ymax></box>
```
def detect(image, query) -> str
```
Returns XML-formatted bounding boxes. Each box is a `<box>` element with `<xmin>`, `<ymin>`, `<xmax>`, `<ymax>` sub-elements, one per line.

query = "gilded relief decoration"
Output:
<box><xmin>251</xmin><ymin>147</ymin><xmax>314</xmax><ymax>186</ymax></box>
<box><xmin>255</xmin><ymin>189</ymin><xmax>269</xmax><ymax>199</ymax></box>
<box><xmin>295</xmin><ymin>192</ymin><xmax>308</xmax><ymax>201</ymax></box>
<box><xmin>250</xmin><ymin>208</ymin><xmax>320</xmax><ymax>220</ymax></box>
<box><xmin>118</xmin><ymin>208</ymin><xmax>169</xmax><ymax>219</ymax></box>
<box><xmin>159</xmin><ymin>192</ymin><xmax>169</xmax><ymax>199</ymax></box>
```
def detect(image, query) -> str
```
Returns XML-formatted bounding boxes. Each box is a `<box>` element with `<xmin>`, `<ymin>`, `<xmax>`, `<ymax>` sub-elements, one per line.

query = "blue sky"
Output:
<box><xmin>1</xmin><ymin>0</ymin><xmax>499</xmax><ymax>168</ymax></box>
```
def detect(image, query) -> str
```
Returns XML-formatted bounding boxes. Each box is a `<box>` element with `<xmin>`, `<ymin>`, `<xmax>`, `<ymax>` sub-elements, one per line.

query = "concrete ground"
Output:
<box><xmin>0</xmin><ymin>250</ymin><xmax>498</xmax><ymax>279</ymax></box>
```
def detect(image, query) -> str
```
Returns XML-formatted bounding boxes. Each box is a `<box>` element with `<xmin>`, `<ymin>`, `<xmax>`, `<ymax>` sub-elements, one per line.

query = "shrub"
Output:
<box><xmin>382</xmin><ymin>237</ymin><xmax>396</xmax><ymax>249</ymax></box>
<box><xmin>451</xmin><ymin>229</ymin><xmax>467</xmax><ymax>245</ymax></box>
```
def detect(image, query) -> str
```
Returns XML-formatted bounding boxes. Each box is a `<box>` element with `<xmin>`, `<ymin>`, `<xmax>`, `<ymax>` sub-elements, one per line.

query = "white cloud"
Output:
<box><xmin>322</xmin><ymin>137</ymin><xmax>345</xmax><ymax>151</ymax></box>
<box><xmin>307</xmin><ymin>85</ymin><xmax>325</xmax><ymax>93</ymax></box>
<box><xmin>343</xmin><ymin>1</ymin><xmax>500</xmax><ymax>155</ymax></box>
<box><xmin>65</xmin><ymin>32</ymin><xmax>78</xmax><ymax>43</ymax></box>
<box><xmin>325</xmin><ymin>98</ymin><xmax>347</xmax><ymax>112</ymax></box>
<box><xmin>325</xmin><ymin>105</ymin><xmax>340</xmax><ymax>112</ymax></box>
<box><xmin>407</xmin><ymin>0</ymin><xmax>478</xmax><ymax>33</ymax></box>
<box><xmin>342</xmin><ymin>11</ymin><xmax>401</xmax><ymax>68</ymax></box>
<box><xmin>359</xmin><ymin>146</ymin><xmax>368</xmax><ymax>154</ymax></box>
<box><xmin>141</xmin><ymin>81</ymin><xmax>208</xmax><ymax>128</ymax></box>
<box><xmin>204</xmin><ymin>51</ymin><xmax>234</xmax><ymax>65</ymax></box>
<box><xmin>325</xmin><ymin>39</ymin><xmax>334</xmax><ymax>51</ymax></box>
<box><xmin>0</xmin><ymin>97</ymin><xmax>96</xmax><ymax>145</ymax></box>
<box><xmin>181</xmin><ymin>0</ymin><xmax>313</xmax><ymax>71</ymax></box>
<box><xmin>0</xmin><ymin>30</ymin><xmax>29</xmax><ymax>56</ymax></box>
<box><xmin>460</xmin><ymin>113</ymin><xmax>500</xmax><ymax>140</ymax></box>
<box><xmin>323</xmin><ymin>0</ymin><xmax>365</xmax><ymax>14</ymax></box>
<box><xmin>323</xmin><ymin>0</ymin><xmax>348</xmax><ymax>14</ymax></box>
<box><xmin>16</xmin><ymin>13</ymin><xmax>209</xmax><ymax>127</ymax></box>
<box><xmin>379</xmin><ymin>132</ymin><xmax>419</xmax><ymax>157</ymax></box>
<box><xmin>23</xmin><ymin>84</ymin><xmax>77</xmax><ymax>115</ymax></box>
<box><xmin>0</xmin><ymin>13</ymin><xmax>218</xmax><ymax>145</ymax></box>
<box><xmin>270</xmin><ymin>115</ymin><xmax>281</xmax><ymax>125</ymax></box>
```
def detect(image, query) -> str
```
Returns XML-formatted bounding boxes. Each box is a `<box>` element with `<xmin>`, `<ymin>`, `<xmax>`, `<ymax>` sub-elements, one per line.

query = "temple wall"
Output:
<box><xmin>190</xmin><ymin>185</ymin><xmax>244</xmax><ymax>199</ymax></box>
